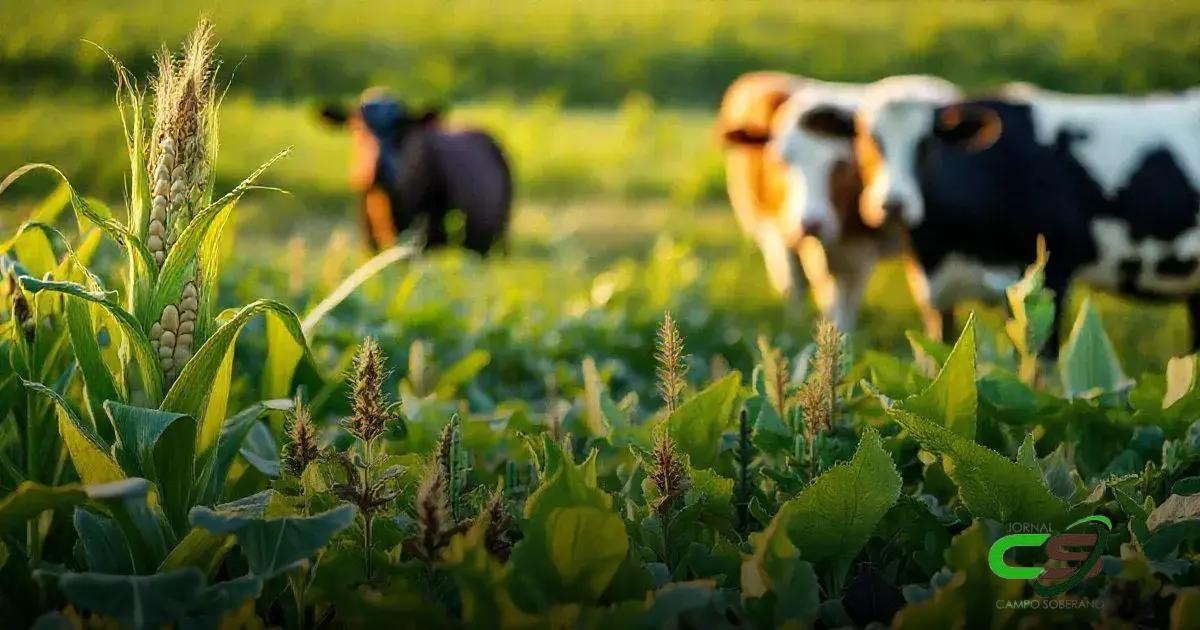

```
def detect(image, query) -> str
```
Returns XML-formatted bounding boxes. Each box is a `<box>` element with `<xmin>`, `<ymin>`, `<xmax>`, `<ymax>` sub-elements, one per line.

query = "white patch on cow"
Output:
<box><xmin>926</xmin><ymin>253</ymin><xmax>1020</xmax><ymax>311</ymax></box>
<box><xmin>1021</xmin><ymin>88</ymin><xmax>1200</xmax><ymax>197</ymax></box>
<box><xmin>769</xmin><ymin>80</ymin><xmax>865</xmax><ymax>243</ymax></box>
<box><xmin>857</xmin><ymin>76</ymin><xmax>962</xmax><ymax>227</ymax></box>
<box><xmin>1076</xmin><ymin>216</ymin><xmax>1200</xmax><ymax>295</ymax></box>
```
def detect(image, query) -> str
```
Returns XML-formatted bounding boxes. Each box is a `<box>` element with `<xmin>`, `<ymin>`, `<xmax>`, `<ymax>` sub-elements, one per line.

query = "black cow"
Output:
<box><xmin>322</xmin><ymin>89</ymin><xmax>513</xmax><ymax>254</ymax></box>
<box><xmin>850</xmin><ymin>82</ymin><xmax>1200</xmax><ymax>348</ymax></box>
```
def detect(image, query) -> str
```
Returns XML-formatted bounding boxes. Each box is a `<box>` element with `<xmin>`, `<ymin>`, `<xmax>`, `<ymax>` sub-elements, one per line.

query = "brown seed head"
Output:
<box><xmin>416</xmin><ymin>464</ymin><xmax>450</xmax><ymax>558</ymax></box>
<box><xmin>282</xmin><ymin>397</ymin><xmax>320</xmax><ymax>477</ymax></box>
<box><xmin>655</xmin><ymin>311</ymin><xmax>688</xmax><ymax>415</ymax></box>
<box><xmin>649</xmin><ymin>425</ymin><xmax>689</xmax><ymax>516</ymax></box>
<box><xmin>345</xmin><ymin>337</ymin><xmax>391</xmax><ymax>442</ymax></box>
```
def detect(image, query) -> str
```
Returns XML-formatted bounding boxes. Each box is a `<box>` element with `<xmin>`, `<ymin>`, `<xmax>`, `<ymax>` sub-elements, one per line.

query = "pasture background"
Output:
<box><xmin>2</xmin><ymin>0</ymin><xmax>1198</xmax><ymax>376</ymax></box>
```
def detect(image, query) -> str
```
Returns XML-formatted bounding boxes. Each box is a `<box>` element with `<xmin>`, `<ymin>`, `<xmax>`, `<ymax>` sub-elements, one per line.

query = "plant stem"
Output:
<box><xmin>362</xmin><ymin>436</ymin><xmax>376</xmax><ymax>580</ymax></box>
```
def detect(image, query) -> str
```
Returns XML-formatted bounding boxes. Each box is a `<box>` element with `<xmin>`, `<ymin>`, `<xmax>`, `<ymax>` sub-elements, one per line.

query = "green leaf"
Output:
<box><xmin>1059</xmin><ymin>297</ymin><xmax>1129</xmax><ymax>398</ymax></box>
<box><xmin>436</xmin><ymin>350</ymin><xmax>491</xmax><ymax>399</ymax></box>
<box><xmin>74</xmin><ymin>509</ymin><xmax>133</xmax><ymax>574</ymax></box>
<box><xmin>744</xmin><ymin>429</ymin><xmax>900</xmax><ymax>589</ymax></box>
<box><xmin>902</xmin><ymin>313</ymin><xmax>977</xmax><ymax>440</ymax></box>
<box><xmin>162</xmin><ymin>300</ymin><xmax>311</xmax><ymax>429</ymax></box>
<box><xmin>87</xmin><ymin>478</ymin><xmax>173</xmax><ymax>574</ymax></box>
<box><xmin>65</xmin><ymin>296</ymin><xmax>123</xmax><ymax>438</ymax></box>
<box><xmin>1005</xmin><ymin>242</ymin><xmax>1056</xmax><ymax>361</ymax></box>
<box><xmin>103</xmin><ymin>402</ymin><xmax>195</xmax><ymax>533</ymax></box>
<box><xmin>20</xmin><ymin>277</ymin><xmax>164</xmax><ymax>403</ymax></box>
<box><xmin>262</xmin><ymin>314</ymin><xmax>304</xmax><ymax>400</ymax></box>
<box><xmin>25</xmin><ymin>380</ymin><xmax>125</xmax><ymax>485</ymax></box>
<box><xmin>57</xmin><ymin>567</ymin><xmax>205</xmax><ymax>629</ymax></box>
<box><xmin>158</xmin><ymin>527</ymin><xmax>236</xmax><ymax>578</ymax></box>
<box><xmin>182</xmin><ymin>575</ymin><xmax>263</xmax><ymax>629</ymax></box>
<box><xmin>1145</xmin><ymin>494</ymin><xmax>1200</xmax><ymax>559</ymax></box>
<box><xmin>0</xmin><ymin>482</ymin><xmax>87</xmax><ymax>530</ymax></box>
<box><xmin>666</xmin><ymin>371</ymin><xmax>742</xmax><ymax>469</ymax></box>
<box><xmin>511</xmin><ymin>439</ymin><xmax>629</xmax><ymax>610</ymax></box>
<box><xmin>196</xmin><ymin>401</ymin><xmax>285</xmax><ymax>506</ymax></box>
<box><xmin>886</xmin><ymin>406</ymin><xmax>1072</xmax><ymax>526</ymax></box>
<box><xmin>189</xmin><ymin>491</ymin><xmax>355</xmax><ymax>578</ymax></box>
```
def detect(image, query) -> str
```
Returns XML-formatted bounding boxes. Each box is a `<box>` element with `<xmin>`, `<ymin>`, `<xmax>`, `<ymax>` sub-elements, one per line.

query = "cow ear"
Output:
<box><xmin>936</xmin><ymin>105</ymin><xmax>1002</xmax><ymax>151</ymax></box>
<box><xmin>799</xmin><ymin>105</ymin><xmax>856</xmax><ymax>139</ymax></box>
<box><xmin>319</xmin><ymin>103</ymin><xmax>351</xmax><ymax>126</ymax></box>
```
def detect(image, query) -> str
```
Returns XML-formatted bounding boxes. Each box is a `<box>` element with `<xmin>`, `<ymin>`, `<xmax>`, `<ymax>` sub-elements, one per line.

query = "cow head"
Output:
<box><xmin>771</xmin><ymin>101</ymin><xmax>859</xmax><ymax>243</ymax></box>
<box><xmin>854</xmin><ymin>76</ymin><xmax>962</xmax><ymax>228</ymax></box>
<box><xmin>320</xmin><ymin>88</ymin><xmax>442</xmax><ymax>191</ymax></box>
<box><xmin>933</xmin><ymin>104</ymin><xmax>1003</xmax><ymax>152</ymax></box>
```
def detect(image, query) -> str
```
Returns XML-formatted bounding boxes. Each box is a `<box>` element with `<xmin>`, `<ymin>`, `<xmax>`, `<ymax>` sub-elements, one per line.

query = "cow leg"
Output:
<box><xmin>1187</xmin><ymin>294</ymin><xmax>1200</xmax><ymax>351</ymax></box>
<box><xmin>903</xmin><ymin>251</ymin><xmax>944</xmax><ymax>340</ymax></box>
<box><xmin>362</xmin><ymin>188</ymin><xmax>397</xmax><ymax>250</ymax></box>
<box><xmin>828</xmin><ymin>258</ymin><xmax>873</xmax><ymax>334</ymax></box>
<box><xmin>756</xmin><ymin>226</ymin><xmax>805</xmax><ymax>302</ymax></box>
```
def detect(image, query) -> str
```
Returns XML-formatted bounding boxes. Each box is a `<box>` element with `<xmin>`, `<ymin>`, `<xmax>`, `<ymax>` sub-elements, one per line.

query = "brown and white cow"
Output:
<box><xmin>322</xmin><ymin>88</ymin><xmax>513</xmax><ymax>254</ymax></box>
<box><xmin>720</xmin><ymin>73</ymin><xmax>943</xmax><ymax>334</ymax></box>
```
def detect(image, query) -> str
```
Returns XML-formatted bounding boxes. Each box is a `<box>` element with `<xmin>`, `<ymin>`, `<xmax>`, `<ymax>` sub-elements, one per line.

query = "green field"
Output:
<box><xmin>2</xmin><ymin>4</ymin><xmax>1200</xmax><ymax>628</ymax></box>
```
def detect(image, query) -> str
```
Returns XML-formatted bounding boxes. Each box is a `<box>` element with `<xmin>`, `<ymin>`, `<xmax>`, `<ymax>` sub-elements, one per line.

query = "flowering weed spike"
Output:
<box><xmin>282</xmin><ymin>396</ymin><xmax>319</xmax><ymax>477</ymax></box>
<box><xmin>345</xmin><ymin>336</ymin><xmax>391</xmax><ymax>442</ymax></box>
<box><xmin>648</xmin><ymin>424</ymin><xmax>689</xmax><ymax>517</ymax></box>
<box><xmin>655</xmin><ymin>310</ymin><xmax>687</xmax><ymax>415</ymax></box>
<box><xmin>416</xmin><ymin>465</ymin><xmax>450</xmax><ymax>560</ymax></box>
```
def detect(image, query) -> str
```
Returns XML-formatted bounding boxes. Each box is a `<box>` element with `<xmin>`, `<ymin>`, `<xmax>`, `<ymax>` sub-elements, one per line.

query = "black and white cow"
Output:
<box><xmin>851</xmin><ymin>79</ymin><xmax>1200</xmax><ymax>346</ymax></box>
<box><xmin>322</xmin><ymin>88</ymin><xmax>513</xmax><ymax>254</ymax></box>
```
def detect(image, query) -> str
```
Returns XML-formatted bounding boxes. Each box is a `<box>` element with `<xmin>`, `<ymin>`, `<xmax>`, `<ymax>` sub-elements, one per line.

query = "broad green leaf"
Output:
<box><xmin>158</xmin><ymin>527</ymin><xmax>236</xmax><ymax>578</ymax></box>
<box><xmin>1145</xmin><ymin>494</ymin><xmax>1200</xmax><ymax>559</ymax></box>
<box><xmin>74</xmin><ymin>509</ymin><xmax>133</xmax><ymax>574</ymax></box>
<box><xmin>744</xmin><ymin>429</ymin><xmax>900</xmax><ymax>590</ymax></box>
<box><xmin>162</xmin><ymin>300</ymin><xmax>311</xmax><ymax>430</ymax></box>
<box><xmin>182</xmin><ymin>575</ymin><xmax>263</xmax><ymax>629</ymax></box>
<box><xmin>666</xmin><ymin>371</ymin><xmax>742</xmax><ymax>469</ymax></box>
<box><xmin>1059</xmin><ymin>297</ymin><xmax>1129</xmax><ymax>398</ymax></box>
<box><xmin>511</xmin><ymin>439</ymin><xmax>628</xmax><ymax>610</ymax></box>
<box><xmin>887</xmin><ymin>406</ymin><xmax>1072</xmax><ymax>526</ymax></box>
<box><xmin>0</xmin><ymin>482</ymin><xmax>86</xmax><ymax>530</ymax></box>
<box><xmin>189</xmin><ymin>491</ymin><xmax>355</xmax><ymax>578</ymax></box>
<box><xmin>443</xmin><ymin>517</ymin><xmax>538</xmax><ymax>628</ymax></box>
<box><xmin>87</xmin><ymin>478</ymin><xmax>173</xmax><ymax>574</ymax></box>
<box><xmin>57</xmin><ymin>567</ymin><xmax>204</xmax><ymax>629</ymax></box>
<box><xmin>198</xmin><ymin>341</ymin><xmax>235</xmax><ymax>457</ymax></box>
<box><xmin>902</xmin><ymin>313</ymin><xmax>977</xmax><ymax>441</ymax></box>
<box><xmin>20</xmin><ymin>277</ymin><xmax>163</xmax><ymax>403</ymax></box>
<box><xmin>25</xmin><ymin>380</ymin><xmax>124</xmax><ymax>485</ymax></box>
<box><xmin>103</xmin><ymin>402</ymin><xmax>195</xmax><ymax>533</ymax></box>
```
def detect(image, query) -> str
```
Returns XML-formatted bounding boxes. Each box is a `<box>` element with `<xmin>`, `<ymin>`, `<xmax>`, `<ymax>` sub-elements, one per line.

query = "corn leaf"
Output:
<box><xmin>86</xmin><ymin>478</ymin><xmax>173</xmax><ymax>574</ymax></box>
<box><xmin>0</xmin><ymin>482</ymin><xmax>87</xmax><ymax>530</ymax></box>
<box><xmin>162</xmin><ymin>299</ymin><xmax>311</xmax><ymax>444</ymax></box>
<box><xmin>103</xmin><ymin>402</ymin><xmax>195</xmax><ymax>534</ymax></box>
<box><xmin>74</xmin><ymin>508</ymin><xmax>134</xmax><ymax>574</ymax></box>
<box><xmin>65</xmin><ymin>297</ymin><xmax>122</xmax><ymax>437</ymax></box>
<box><xmin>196</xmin><ymin>400</ymin><xmax>289</xmax><ymax>506</ymax></box>
<box><xmin>24</xmin><ymin>380</ymin><xmax>124</xmax><ymax>485</ymax></box>
<box><xmin>158</xmin><ymin>526</ymin><xmax>236</xmax><ymax>578</ymax></box>
<box><xmin>20</xmin><ymin>276</ymin><xmax>164</xmax><ymax>404</ymax></box>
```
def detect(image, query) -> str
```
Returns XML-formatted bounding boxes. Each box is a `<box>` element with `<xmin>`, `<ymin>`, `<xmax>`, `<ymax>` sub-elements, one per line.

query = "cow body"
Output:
<box><xmin>328</xmin><ymin>89</ymin><xmax>513</xmax><ymax>254</ymax></box>
<box><xmin>857</xmin><ymin>82</ymin><xmax>1200</xmax><ymax>346</ymax></box>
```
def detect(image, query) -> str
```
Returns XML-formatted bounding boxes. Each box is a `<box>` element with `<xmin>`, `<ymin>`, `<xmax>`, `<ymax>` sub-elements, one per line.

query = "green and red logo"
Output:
<box><xmin>987</xmin><ymin>515</ymin><xmax>1112</xmax><ymax>596</ymax></box>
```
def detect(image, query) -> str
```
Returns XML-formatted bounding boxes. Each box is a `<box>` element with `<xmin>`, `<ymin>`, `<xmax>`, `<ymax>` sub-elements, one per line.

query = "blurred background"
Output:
<box><xmin>3</xmin><ymin>0</ymin><xmax>1200</xmax><ymax>376</ymax></box>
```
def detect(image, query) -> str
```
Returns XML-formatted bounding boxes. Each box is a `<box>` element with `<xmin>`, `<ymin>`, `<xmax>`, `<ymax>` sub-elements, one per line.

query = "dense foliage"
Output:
<box><xmin>3</xmin><ymin>17</ymin><xmax>1200</xmax><ymax>630</ymax></box>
